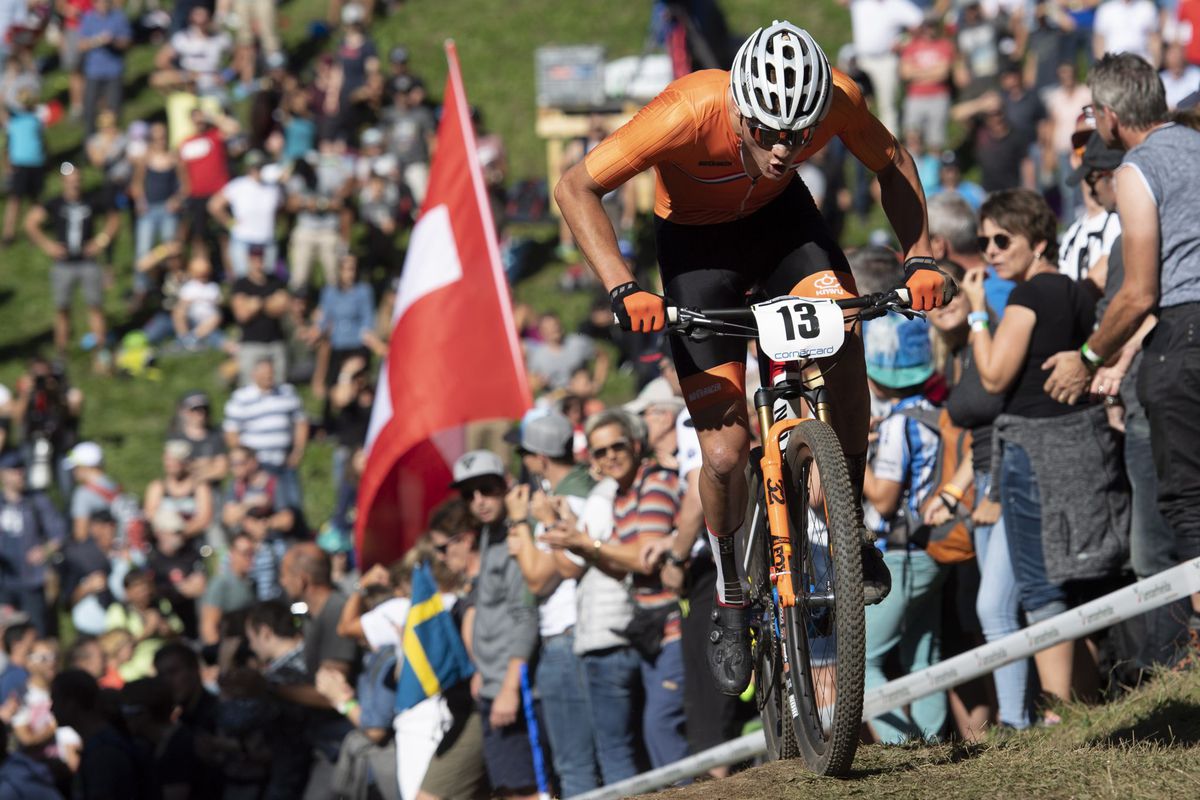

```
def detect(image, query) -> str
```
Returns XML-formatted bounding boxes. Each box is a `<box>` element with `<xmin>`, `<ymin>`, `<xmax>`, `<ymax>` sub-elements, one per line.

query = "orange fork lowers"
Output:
<box><xmin>758</xmin><ymin>404</ymin><xmax>803</xmax><ymax>608</ymax></box>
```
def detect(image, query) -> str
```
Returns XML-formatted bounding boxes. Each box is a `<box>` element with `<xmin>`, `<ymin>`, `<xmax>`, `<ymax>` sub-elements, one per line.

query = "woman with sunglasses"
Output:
<box><xmin>556</xmin><ymin>18</ymin><xmax>952</xmax><ymax>697</ymax></box>
<box><xmin>962</xmin><ymin>188</ymin><xmax>1128</xmax><ymax>719</ymax></box>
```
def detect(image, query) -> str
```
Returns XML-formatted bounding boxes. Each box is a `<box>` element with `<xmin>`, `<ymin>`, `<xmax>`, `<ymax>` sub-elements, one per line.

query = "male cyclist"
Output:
<box><xmin>555</xmin><ymin>20</ymin><xmax>951</xmax><ymax>696</ymax></box>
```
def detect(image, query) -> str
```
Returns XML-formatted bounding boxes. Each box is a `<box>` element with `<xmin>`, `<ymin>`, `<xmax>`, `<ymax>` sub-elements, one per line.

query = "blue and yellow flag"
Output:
<box><xmin>395</xmin><ymin>562</ymin><xmax>474</xmax><ymax>712</ymax></box>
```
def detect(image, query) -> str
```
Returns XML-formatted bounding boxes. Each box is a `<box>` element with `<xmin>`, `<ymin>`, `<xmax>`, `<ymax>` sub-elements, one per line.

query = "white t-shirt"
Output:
<box><xmin>1094</xmin><ymin>0</ymin><xmax>1159</xmax><ymax>62</ymax></box>
<box><xmin>1162</xmin><ymin>66</ymin><xmax>1200</xmax><ymax>109</ymax></box>
<box><xmin>169</xmin><ymin>29</ymin><xmax>232</xmax><ymax>82</ymax></box>
<box><xmin>674</xmin><ymin>409</ymin><xmax>709</xmax><ymax>559</ymax></box>
<box><xmin>1058</xmin><ymin>209</ymin><xmax>1121</xmax><ymax>283</ymax></box>
<box><xmin>359</xmin><ymin>593</ymin><xmax>459</xmax><ymax>652</ymax></box>
<box><xmin>223</xmin><ymin>176</ymin><xmax>281</xmax><ymax>244</ymax></box>
<box><xmin>533</xmin><ymin>493</ymin><xmax>586</xmax><ymax>638</ymax></box>
<box><xmin>179</xmin><ymin>279</ymin><xmax>222</xmax><ymax>327</ymax></box>
<box><xmin>850</xmin><ymin>0</ymin><xmax>923</xmax><ymax>57</ymax></box>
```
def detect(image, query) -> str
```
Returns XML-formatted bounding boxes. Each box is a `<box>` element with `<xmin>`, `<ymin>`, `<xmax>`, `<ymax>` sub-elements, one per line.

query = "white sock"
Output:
<box><xmin>707</xmin><ymin>525</ymin><xmax>746</xmax><ymax>607</ymax></box>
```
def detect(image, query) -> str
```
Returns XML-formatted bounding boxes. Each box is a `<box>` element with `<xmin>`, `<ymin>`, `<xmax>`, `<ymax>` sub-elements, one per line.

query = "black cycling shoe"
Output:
<box><xmin>708</xmin><ymin>603</ymin><xmax>753</xmax><ymax>696</ymax></box>
<box><xmin>862</xmin><ymin>544</ymin><xmax>892</xmax><ymax>606</ymax></box>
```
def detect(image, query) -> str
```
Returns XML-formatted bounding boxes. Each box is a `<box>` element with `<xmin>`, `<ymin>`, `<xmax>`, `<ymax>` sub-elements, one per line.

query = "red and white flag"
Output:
<box><xmin>356</xmin><ymin>41</ymin><xmax>530</xmax><ymax>567</ymax></box>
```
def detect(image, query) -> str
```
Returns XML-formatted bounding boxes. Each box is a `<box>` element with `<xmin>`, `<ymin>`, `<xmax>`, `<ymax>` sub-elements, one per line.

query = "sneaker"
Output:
<box><xmin>862</xmin><ymin>544</ymin><xmax>891</xmax><ymax>605</ymax></box>
<box><xmin>708</xmin><ymin>603</ymin><xmax>753</xmax><ymax>696</ymax></box>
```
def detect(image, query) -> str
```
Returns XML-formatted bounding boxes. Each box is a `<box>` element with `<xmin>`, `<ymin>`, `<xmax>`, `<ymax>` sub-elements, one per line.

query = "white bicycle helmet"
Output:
<box><xmin>730</xmin><ymin>20</ymin><xmax>833</xmax><ymax>132</ymax></box>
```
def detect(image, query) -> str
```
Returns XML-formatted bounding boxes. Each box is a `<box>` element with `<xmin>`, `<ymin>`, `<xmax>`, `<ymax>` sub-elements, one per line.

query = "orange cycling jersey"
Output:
<box><xmin>585</xmin><ymin>69</ymin><xmax>898</xmax><ymax>226</ymax></box>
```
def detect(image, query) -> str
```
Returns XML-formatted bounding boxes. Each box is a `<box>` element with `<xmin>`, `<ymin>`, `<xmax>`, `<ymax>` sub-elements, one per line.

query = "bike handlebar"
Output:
<box><xmin>665</xmin><ymin>286</ymin><xmax>921</xmax><ymax>329</ymax></box>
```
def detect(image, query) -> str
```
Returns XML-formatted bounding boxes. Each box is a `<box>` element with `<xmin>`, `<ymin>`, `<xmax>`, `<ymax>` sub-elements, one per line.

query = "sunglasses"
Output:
<box><xmin>977</xmin><ymin>233</ymin><xmax>1013</xmax><ymax>252</ymax></box>
<box><xmin>744</xmin><ymin>117</ymin><xmax>814</xmax><ymax>151</ymax></box>
<box><xmin>1084</xmin><ymin>170</ymin><xmax>1112</xmax><ymax>189</ymax></box>
<box><xmin>433</xmin><ymin>531</ymin><xmax>471</xmax><ymax>554</ymax></box>
<box><xmin>590</xmin><ymin>439</ymin><xmax>632</xmax><ymax>460</ymax></box>
<box><xmin>458</xmin><ymin>479</ymin><xmax>506</xmax><ymax>499</ymax></box>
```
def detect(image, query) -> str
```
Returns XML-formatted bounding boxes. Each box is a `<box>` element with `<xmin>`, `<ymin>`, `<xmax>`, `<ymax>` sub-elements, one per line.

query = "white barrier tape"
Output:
<box><xmin>575</xmin><ymin>557</ymin><xmax>1200</xmax><ymax>800</ymax></box>
<box><xmin>861</xmin><ymin>556</ymin><xmax>1200</xmax><ymax>719</ymax></box>
<box><xmin>574</xmin><ymin>731</ymin><xmax>766</xmax><ymax>800</ymax></box>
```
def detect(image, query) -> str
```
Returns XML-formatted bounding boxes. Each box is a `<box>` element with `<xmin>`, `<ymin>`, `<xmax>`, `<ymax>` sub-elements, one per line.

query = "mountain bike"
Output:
<box><xmin>665</xmin><ymin>287</ymin><xmax>925</xmax><ymax>777</ymax></box>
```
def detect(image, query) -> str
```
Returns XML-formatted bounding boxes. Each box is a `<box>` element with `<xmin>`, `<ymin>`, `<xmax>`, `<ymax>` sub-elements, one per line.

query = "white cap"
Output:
<box><xmin>623</xmin><ymin>377</ymin><xmax>685</xmax><ymax>415</ymax></box>
<box><xmin>450</xmin><ymin>450</ymin><xmax>506</xmax><ymax>487</ymax></box>
<box><xmin>65</xmin><ymin>441</ymin><xmax>104</xmax><ymax>469</ymax></box>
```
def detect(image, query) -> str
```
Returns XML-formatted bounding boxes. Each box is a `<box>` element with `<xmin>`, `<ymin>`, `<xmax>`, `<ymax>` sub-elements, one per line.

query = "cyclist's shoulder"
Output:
<box><xmin>640</xmin><ymin>69</ymin><xmax>727</xmax><ymax>121</ymax></box>
<box><xmin>822</xmin><ymin>68</ymin><xmax>874</xmax><ymax>124</ymax></box>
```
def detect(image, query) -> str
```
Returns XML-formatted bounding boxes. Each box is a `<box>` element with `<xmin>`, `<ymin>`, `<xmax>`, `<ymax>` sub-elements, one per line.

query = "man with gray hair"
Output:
<box><xmin>1044</xmin><ymin>53</ymin><xmax>1200</xmax><ymax>624</ymax></box>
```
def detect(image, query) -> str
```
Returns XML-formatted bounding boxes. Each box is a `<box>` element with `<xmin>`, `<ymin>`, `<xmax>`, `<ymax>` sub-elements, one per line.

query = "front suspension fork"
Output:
<box><xmin>758</xmin><ymin>363</ymin><xmax>830</xmax><ymax>609</ymax></box>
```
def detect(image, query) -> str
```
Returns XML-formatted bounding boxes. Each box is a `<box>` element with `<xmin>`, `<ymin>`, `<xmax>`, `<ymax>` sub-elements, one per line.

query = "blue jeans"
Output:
<box><xmin>580</xmin><ymin>646</ymin><xmax>640</xmax><ymax>784</ymax></box>
<box><xmin>135</xmin><ymin>203</ymin><xmax>179</xmax><ymax>265</ymax></box>
<box><xmin>263</xmin><ymin>464</ymin><xmax>303</xmax><ymax>512</ymax></box>
<box><xmin>973</xmin><ymin>473</ymin><xmax>1030</xmax><ymax>729</ymax></box>
<box><xmin>865</xmin><ymin>550</ymin><xmax>947</xmax><ymax>743</ymax></box>
<box><xmin>536</xmin><ymin>632</ymin><xmax>598</xmax><ymax>798</ymax></box>
<box><xmin>1000</xmin><ymin>441</ymin><xmax>1067</xmax><ymax>623</ymax></box>
<box><xmin>1125</xmin><ymin>406</ymin><xmax>1177</xmax><ymax>578</ymax></box>
<box><xmin>229</xmin><ymin>238</ymin><xmax>277</xmax><ymax>279</ymax></box>
<box><xmin>640</xmin><ymin>639</ymin><xmax>688</xmax><ymax>769</ymax></box>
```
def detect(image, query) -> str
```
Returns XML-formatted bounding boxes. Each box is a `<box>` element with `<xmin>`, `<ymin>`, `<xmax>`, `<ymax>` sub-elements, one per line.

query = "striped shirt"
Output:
<box><xmin>614</xmin><ymin>463</ymin><xmax>681</xmax><ymax>607</ymax></box>
<box><xmin>222</xmin><ymin>383</ymin><xmax>305</xmax><ymax>467</ymax></box>
<box><xmin>868</xmin><ymin>396</ymin><xmax>940</xmax><ymax>538</ymax></box>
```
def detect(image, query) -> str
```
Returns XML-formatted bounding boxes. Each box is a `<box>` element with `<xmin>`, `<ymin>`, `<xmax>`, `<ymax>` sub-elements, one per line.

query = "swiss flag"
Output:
<box><xmin>355</xmin><ymin>41</ymin><xmax>531</xmax><ymax>567</ymax></box>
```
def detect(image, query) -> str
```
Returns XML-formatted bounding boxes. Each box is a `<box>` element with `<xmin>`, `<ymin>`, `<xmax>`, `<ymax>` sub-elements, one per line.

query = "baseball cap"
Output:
<box><xmin>1067</xmin><ymin>132</ymin><xmax>1124</xmax><ymax>186</ymax></box>
<box><xmin>939</xmin><ymin>150</ymin><xmax>960</xmax><ymax>169</ymax></box>
<box><xmin>0</xmin><ymin>450</ymin><xmax>25</xmax><ymax>470</ymax></box>
<box><xmin>624</xmin><ymin>377</ymin><xmax>685</xmax><ymax>415</ymax></box>
<box><xmin>518</xmin><ymin>411</ymin><xmax>574</xmax><ymax>459</ymax></box>
<box><xmin>390</xmin><ymin>46</ymin><xmax>409</xmax><ymax>64</ymax></box>
<box><xmin>449</xmin><ymin>450</ymin><xmax>506</xmax><ymax>488</ymax></box>
<box><xmin>65</xmin><ymin>441</ymin><xmax>104</xmax><ymax>469</ymax></box>
<box><xmin>361</xmin><ymin>127</ymin><xmax>384</xmax><ymax>147</ymax></box>
<box><xmin>164</xmin><ymin>440</ymin><xmax>193</xmax><ymax>461</ymax></box>
<box><xmin>0</xmin><ymin>606</ymin><xmax>30</xmax><ymax>628</ymax></box>
<box><xmin>248</xmin><ymin>243</ymin><xmax>267</xmax><ymax>257</ymax></box>
<box><xmin>180</xmin><ymin>391</ymin><xmax>210</xmax><ymax>410</ymax></box>
<box><xmin>244</xmin><ymin>150</ymin><xmax>267</xmax><ymax>169</ymax></box>
<box><xmin>152</xmin><ymin>507</ymin><xmax>186</xmax><ymax>534</ymax></box>
<box><xmin>864</xmin><ymin>314</ymin><xmax>934</xmax><ymax>389</ymax></box>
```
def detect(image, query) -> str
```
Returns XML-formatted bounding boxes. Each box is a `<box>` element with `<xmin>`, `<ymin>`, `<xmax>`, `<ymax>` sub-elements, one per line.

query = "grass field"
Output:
<box><xmin>644</xmin><ymin>663</ymin><xmax>1200</xmax><ymax>800</ymax></box>
<box><xmin>0</xmin><ymin>1</ymin><xmax>866</xmax><ymax>523</ymax></box>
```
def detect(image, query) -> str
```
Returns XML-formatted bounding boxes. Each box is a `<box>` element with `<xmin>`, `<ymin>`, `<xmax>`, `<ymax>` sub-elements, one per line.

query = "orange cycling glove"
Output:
<box><xmin>903</xmin><ymin>257</ymin><xmax>956</xmax><ymax>311</ymax></box>
<box><xmin>610</xmin><ymin>281</ymin><xmax>667</xmax><ymax>333</ymax></box>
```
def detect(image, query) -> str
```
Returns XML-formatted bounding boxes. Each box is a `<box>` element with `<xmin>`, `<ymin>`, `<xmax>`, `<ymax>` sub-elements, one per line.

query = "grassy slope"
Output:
<box><xmin>644</xmin><ymin>665</ymin><xmax>1200</xmax><ymax>800</ymax></box>
<box><xmin>0</xmin><ymin>1</ymin><xmax>860</xmax><ymax>521</ymax></box>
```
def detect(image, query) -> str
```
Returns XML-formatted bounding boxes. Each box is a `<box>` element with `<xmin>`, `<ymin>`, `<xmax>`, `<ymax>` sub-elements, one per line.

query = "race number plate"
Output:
<box><xmin>751</xmin><ymin>295</ymin><xmax>845</xmax><ymax>362</ymax></box>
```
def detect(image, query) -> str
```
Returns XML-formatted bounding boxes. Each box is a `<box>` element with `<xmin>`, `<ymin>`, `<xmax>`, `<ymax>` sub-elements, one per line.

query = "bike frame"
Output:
<box><xmin>754</xmin><ymin>361</ymin><xmax>830</xmax><ymax>608</ymax></box>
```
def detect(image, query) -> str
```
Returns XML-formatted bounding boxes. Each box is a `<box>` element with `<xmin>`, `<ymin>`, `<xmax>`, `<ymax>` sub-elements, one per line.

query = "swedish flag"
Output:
<box><xmin>395</xmin><ymin>562</ymin><xmax>474</xmax><ymax>712</ymax></box>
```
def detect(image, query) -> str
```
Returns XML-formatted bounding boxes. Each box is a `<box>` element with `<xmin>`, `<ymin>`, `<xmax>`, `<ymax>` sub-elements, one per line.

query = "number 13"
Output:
<box><xmin>776</xmin><ymin>302</ymin><xmax>820</xmax><ymax>341</ymax></box>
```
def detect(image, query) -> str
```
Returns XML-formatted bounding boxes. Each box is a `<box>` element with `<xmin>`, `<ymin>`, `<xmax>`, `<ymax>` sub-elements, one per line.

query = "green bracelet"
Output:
<box><xmin>1080</xmin><ymin>342</ymin><xmax>1105</xmax><ymax>369</ymax></box>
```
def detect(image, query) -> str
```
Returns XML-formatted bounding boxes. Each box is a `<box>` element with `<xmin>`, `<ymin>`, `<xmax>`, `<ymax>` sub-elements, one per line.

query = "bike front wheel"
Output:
<box><xmin>779</xmin><ymin>420</ymin><xmax>865</xmax><ymax>777</ymax></box>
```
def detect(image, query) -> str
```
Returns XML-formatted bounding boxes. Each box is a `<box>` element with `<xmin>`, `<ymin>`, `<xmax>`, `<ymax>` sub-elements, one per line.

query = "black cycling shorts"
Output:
<box><xmin>655</xmin><ymin>180</ymin><xmax>856</xmax><ymax>403</ymax></box>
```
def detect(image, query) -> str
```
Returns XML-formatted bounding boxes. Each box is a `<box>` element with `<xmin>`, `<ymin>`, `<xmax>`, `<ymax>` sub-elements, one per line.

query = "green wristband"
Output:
<box><xmin>1080</xmin><ymin>342</ymin><xmax>1105</xmax><ymax>369</ymax></box>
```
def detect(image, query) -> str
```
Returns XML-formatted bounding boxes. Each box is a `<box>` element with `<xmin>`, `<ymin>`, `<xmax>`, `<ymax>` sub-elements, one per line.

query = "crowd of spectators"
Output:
<box><xmin>0</xmin><ymin>0</ymin><xmax>1195</xmax><ymax>798</ymax></box>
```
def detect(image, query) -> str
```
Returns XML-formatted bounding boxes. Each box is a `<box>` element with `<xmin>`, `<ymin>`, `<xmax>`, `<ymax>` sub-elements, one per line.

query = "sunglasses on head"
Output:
<box><xmin>744</xmin><ymin>117</ymin><xmax>814</xmax><ymax>151</ymax></box>
<box><xmin>977</xmin><ymin>232</ymin><xmax>1013</xmax><ymax>252</ymax></box>
<box><xmin>433</xmin><ymin>531</ymin><xmax>470</xmax><ymax>554</ymax></box>
<box><xmin>590</xmin><ymin>439</ymin><xmax>632</xmax><ymax>460</ymax></box>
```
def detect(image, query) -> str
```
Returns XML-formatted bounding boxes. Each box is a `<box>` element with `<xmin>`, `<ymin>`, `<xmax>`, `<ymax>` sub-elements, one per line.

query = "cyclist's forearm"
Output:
<box><xmin>554</xmin><ymin>164</ymin><xmax>634</xmax><ymax>291</ymax></box>
<box><xmin>877</xmin><ymin>146</ymin><xmax>934</xmax><ymax>262</ymax></box>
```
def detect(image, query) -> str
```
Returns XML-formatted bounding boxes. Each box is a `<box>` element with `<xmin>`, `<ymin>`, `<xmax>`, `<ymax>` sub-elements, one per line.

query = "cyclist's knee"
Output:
<box><xmin>699</xmin><ymin>431</ymin><xmax>750</xmax><ymax>484</ymax></box>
